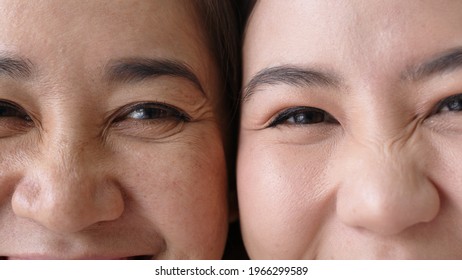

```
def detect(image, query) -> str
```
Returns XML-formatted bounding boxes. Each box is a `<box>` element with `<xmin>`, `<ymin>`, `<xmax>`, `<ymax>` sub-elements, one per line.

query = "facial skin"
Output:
<box><xmin>0</xmin><ymin>0</ymin><xmax>228</xmax><ymax>259</ymax></box>
<box><xmin>238</xmin><ymin>0</ymin><xmax>462</xmax><ymax>259</ymax></box>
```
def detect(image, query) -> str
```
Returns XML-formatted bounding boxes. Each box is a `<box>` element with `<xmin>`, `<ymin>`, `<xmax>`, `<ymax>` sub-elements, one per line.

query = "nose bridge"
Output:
<box><xmin>340</xmin><ymin>136</ymin><xmax>413</xmax><ymax>193</ymax></box>
<box><xmin>46</xmin><ymin>126</ymin><xmax>91</xmax><ymax>175</ymax></box>
<box><xmin>335</xmin><ymin>136</ymin><xmax>440</xmax><ymax>235</ymax></box>
<box><xmin>347</xmin><ymin>141</ymin><xmax>414</xmax><ymax>200</ymax></box>
<box><xmin>44</xmin><ymin>133</ymin><xmax>93</xmax><ymax>201</ymax></box>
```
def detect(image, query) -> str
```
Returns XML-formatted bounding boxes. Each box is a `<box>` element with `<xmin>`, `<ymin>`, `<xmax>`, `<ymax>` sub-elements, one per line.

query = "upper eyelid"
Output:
<box><xmin>0</xmin><ymin>100</ymin><xmax>25</xmax><ymax>110</ymax></box>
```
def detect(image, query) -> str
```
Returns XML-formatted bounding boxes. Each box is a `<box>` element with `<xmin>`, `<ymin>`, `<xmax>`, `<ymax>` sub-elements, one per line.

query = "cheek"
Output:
<box><xmin>429</xmin><ymin>137</ymin><xmax>462</xmax><ymax>212</ymax></box>
<box><xmin>114</xmin><ymin>129</ymin><xmax>228</xmax><ymax>259</ymax></box>
<box><xmin>237</xmin><ymin>134</ymin><xmax>335</xmax><ymax>259</ymax></box>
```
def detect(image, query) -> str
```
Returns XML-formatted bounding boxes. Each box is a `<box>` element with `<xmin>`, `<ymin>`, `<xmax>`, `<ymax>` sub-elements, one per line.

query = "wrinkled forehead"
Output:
<box><xmin>243</xmin><ymin>0</ymin><xmax>462</xmax><ymax>83</ymax></box>
<box><xmin>0</xmin><ymin>0</ymin><xmax>222</xmax><ymax>103</ymax></box>
<box><xmin>0</xmin><ymin>1</ymin><xmax>210</xmax><ymax>80</ymax></box>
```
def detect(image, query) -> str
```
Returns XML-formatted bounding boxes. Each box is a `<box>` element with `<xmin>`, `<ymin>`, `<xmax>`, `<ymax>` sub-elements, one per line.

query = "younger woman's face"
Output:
<box><xmin>239</xmin><ymin>0</ymin><xmax>462</xmax><ymax>259</ymax></box>
<box><xmin>0</xmin><ymin>0</ymin><xmax>228</xmax><ymax>259</ymax></box>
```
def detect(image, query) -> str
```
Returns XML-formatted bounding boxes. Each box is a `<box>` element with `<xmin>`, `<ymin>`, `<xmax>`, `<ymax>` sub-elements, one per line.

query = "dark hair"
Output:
<box><xmin>193</xmin><ymin>0</ymin><xmax>241</xmax><ymax>117</ymax></box>
<box><xmin>193</xmin><ymin>1</ymin><xmax>248</xmax><ymax>259</ymax></box>
<box><xmin>193</xmin><ymin>0</ymin><xmax>241</xmax><ymax>187</ymax></box>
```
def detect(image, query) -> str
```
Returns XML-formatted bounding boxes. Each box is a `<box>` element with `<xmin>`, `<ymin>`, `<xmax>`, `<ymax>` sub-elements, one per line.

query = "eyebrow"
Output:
<box><xmin>0</xmin><ymin>56</ymin><xmax>32</xmax><ymax>79</ymax></box>
<box><xmin>404</xmin><ymin>47</ymin><xmax>462</xmax><ymax>81</ymax></box>
<box><xmin>106</xmin><ymin>58</ymin><xmax>205</xmax><ymax>95</ymax></box>
<box><xmin>242</xmin><ymin>65</ymin><xmax>340</xmax><ymax>102</ymax></box>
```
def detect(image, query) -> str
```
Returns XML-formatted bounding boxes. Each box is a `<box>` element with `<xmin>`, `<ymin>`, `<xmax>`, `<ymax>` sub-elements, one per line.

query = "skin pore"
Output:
<box><xmin>0</xmin><ymin>0</ymin><xmax>228</xmax><ymax>259</ymax></box>
<box><xmin>238</xmin><ymin>0</ymin><xmax>462</xmax><ymax>259</ymax></box>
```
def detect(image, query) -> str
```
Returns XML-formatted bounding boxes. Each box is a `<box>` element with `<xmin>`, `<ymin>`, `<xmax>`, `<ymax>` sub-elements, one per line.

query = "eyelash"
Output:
<box><xmin>112</xmin><ymin>102</ymin><xmax>191</xmax><ymax>123</ymax></box>
<box><xmin>268</xmin><ymin>106</ymin><xmax>338</xmax><ymax>127</ymax></box>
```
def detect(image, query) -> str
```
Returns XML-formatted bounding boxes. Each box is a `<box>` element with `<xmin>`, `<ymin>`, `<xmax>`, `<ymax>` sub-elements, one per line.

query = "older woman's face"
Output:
<box><xmin>239</xmin><ymin>0</ymin><xmax>462</xmax><ymax>259</ymax></box>
<box><xmin>0</xmin><ymin>0</ymin><xmax>228</xmax><ymax>259</ymax></box>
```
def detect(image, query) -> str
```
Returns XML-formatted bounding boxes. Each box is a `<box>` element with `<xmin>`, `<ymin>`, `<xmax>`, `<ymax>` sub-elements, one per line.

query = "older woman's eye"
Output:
<box><xmin>269</xmin><ymin>106</ymin><xmax>338</xmax><ymax>127</ymax></box>
<box><xmin>0</xmin><ymin>101</ymin><xmax>34</xmax><ymax>138</ymax></box>
<box><xmin>434</xmin><ymin>94</ymin><xmax>462</xmax><ymax>114</ymax></box>
<box><xmin>115</xmin><ymin>102</ymin><xmax>191</xmax><ymax>122</ymax></box>
<box><xmin>110</xmin><ymin>102</ymin><xmax>192</xmax><ymax>140</ymax></box>
<box><xmin>0</xmin><ymin>101</ymin><xmax>32</xmax><ymax>121</ymax></box>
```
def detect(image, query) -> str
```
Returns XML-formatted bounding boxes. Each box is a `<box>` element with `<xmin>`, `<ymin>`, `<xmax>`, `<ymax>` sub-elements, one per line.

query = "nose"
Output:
<box><xmin>11</xmin><ymin>136</ymin><xmax>124</xmax><ymax>234</ymax></box>
<box><xmin>335</xmin><ymin>141</ymin><xmax>440</xmax><ymax>236</ymax></box>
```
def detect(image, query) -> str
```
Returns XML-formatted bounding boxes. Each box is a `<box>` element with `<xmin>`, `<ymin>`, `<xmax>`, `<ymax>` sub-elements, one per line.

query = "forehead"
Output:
<box><xmin>0</xmin><ymin>0</ymin><xmax>210</xmax><ymax>79</ymax></box>
<box><xmin>244</xmin><ymin>0</ymin><xmax>462</xmax><ymax>82</ymax></box>
<box><xmin>0</xmin><ymin>0</ymin><xmax>221</xmax><ymax>101</ymax></box>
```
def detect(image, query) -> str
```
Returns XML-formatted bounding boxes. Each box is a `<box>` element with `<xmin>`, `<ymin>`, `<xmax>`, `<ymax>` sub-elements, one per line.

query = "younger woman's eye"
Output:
<box><xmin>434</xmin><ymin>93</ymin><xmax>462</xmax><ymax>114</ymax></box>
<box><xmin>114</xmin><ymin>102</ymin><xmax>190</xmax><ymax>122</ymax></box>
<box><xmin>269</xmin><ymin>106</ymin><xmax>338</xmax><ymax>127</ymax></box>
<box><xmin>0</xmin><ymin>101</ymin><xmax>32</xmax><ymax>122</ymax></box>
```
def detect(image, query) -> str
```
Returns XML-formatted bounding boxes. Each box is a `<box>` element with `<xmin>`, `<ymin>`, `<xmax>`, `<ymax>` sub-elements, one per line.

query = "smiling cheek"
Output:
<box><xmin>238</xmin><ymin>135</ymin><xmax>335</xmax><ymax>259</ymax></box>
<box><xmin>428</xmin><ymin>135</ymin><xmax>462</xmax><ymax>219</ymax></box>
<box><xmin>112</xmin><ymin>128</ymin><xmax>228</xmax><ymax>259</ymax></box>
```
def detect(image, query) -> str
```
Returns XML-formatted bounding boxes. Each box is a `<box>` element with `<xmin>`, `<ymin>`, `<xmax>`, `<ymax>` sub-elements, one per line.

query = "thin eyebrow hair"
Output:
<box><xmin>403</xmin><ymin>47</ymin><xmax>462</xmax><ymax>81</ymax></box>
<box><xmin>242</xmin><ymin>65</ymin><xmax>340</xmax><ymax>102</ymax></box>
<box><xmin>106</xmin><ymin>58</ymin><xmax>205</xmax><ymax>96</ymax></box>
<box><xmin>0</xmin><ymin>56</ymin><xmax>32</xmax><ymax>79</ymax></box>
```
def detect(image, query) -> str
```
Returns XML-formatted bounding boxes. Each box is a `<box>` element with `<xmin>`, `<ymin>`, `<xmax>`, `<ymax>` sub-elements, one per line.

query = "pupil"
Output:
<box><xmin>130</xmin><ymin>107</ymin><xmax>170</xmax><ymax>119</ymax></box>
<box><xmin>0</xmin><ymin>107</ymin><xmax>15</xmax><ymax>117</ymax></box>
<box><xmin>294</xmin><ymin>113</ymin><xmax>306</xmax><ymax>123</ymax></box>
<box><xmin>132</xmin><ymin>108</ymin><xmax>146</xmax><ymax>119</ymax></box>
<box><xmin>294</xmin><ymin>111</ymin><xmax>323</xmax><ymax>124</ymax></box>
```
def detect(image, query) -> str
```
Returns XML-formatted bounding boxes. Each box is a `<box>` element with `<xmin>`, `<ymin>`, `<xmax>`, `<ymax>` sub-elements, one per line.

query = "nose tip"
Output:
<box><xmin>12</xmin><ymin>175</ymin><xmax>124</xmax><ymax>234</ymax></box>
<box><xmin>336</xmin><ymin>180</ymin><xmax>440</xmax><ymax>235</ymax></box>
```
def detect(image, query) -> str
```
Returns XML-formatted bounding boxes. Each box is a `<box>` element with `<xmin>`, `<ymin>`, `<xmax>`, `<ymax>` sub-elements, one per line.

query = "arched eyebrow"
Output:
<box><xmin>0</xmin><ymin>56</ymin><xmax>32</xmax><ymax>79</ymax></box>
<box><xmin>403</xmin><ymin>47</ymin><xmax>462</xmax><ymax>81</ymax></box>
<box><xmin>242</xmin><ymin>65</ymin><xmax>340</xmax><ymax>102</ymax></box>
<box><xmin>105</xmin><ymin>58</ymin><xmax>206</xmax><ymax>96</ymax></box>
